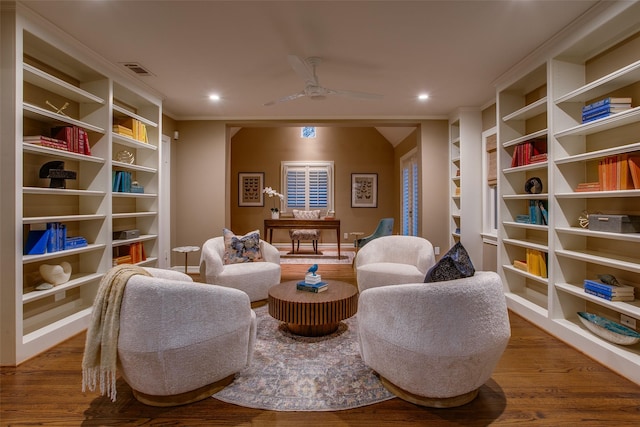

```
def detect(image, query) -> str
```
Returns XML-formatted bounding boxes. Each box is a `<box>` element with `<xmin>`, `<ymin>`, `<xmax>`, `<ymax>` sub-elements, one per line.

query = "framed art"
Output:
<box><xmin>238</xmin><ymin>172</ymin><xmax>264</xmax><ymax>207</ymax></box>
<box><xmin>351</xmin><ymin>173</ymin><xmax>378</xmax><ymax>208</ymax></box>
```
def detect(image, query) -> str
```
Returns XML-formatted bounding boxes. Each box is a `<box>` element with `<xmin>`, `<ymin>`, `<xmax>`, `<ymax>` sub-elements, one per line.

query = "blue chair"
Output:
<box><xmin>355</xmin><ymin>218</ymin><xmax>394</xmax><ymax>249</ymax></box>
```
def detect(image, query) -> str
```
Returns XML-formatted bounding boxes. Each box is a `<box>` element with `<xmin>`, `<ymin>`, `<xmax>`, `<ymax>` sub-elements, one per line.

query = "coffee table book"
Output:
<box><xmin>296</xmin><ymin>281</ymin><xmax>328</xmax><ymax>293</ymax></box>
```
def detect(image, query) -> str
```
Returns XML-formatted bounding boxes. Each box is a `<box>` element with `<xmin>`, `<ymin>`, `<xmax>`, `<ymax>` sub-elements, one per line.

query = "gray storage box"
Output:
<box><xmin>113</xmin><ymin>229</ymin><xmax>140</xmax><ymax>240</ymax></box>
<box><xmin>588</xmin><ymin>215</ymin><xmax>640</xmax><ymax>233</ymax></box>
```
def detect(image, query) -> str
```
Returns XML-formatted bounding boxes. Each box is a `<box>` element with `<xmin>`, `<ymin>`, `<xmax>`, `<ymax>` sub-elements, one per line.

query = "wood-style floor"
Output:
<box><xmin>2</xmin><ymin>263</ymin><xmax>640</xmax><ymax>426</ymax></box>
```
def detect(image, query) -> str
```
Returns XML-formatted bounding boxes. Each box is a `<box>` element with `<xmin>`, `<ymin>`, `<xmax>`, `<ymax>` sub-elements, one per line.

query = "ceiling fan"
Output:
<box><xmin>264</xmin><ymin>55</ymin><xmax>383</xmax><ymax>106</ymax></box>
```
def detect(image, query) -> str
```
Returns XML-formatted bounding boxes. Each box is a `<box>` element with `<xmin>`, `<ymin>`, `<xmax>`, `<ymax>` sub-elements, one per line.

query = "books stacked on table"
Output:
<box><xmin>584</xmin><ymin>279</ymin><xmax>635</xmax><ymax>302</ymax></box>
<box><xmin>297</xmin><ymin>273</ymin><xmax>328</xmax><ymax>293</ymax></box>
<box><xmin>582</xmin><ymin>97</ymin><xmax>632</xmax><ymax>123</ymax></box>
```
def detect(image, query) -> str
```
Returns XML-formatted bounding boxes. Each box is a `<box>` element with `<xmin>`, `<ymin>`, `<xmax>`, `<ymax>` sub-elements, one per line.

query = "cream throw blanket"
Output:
<box><xmin>82</xmin><ymin>264</ymin><xmax>150</xmax><ymax>402</ymax></box>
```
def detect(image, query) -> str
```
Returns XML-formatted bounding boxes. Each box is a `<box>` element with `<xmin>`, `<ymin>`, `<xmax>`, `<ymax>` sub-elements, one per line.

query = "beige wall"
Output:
<box><xmin>171</xmin><ymin>120</ymin><xmax>226</xmax><ymax>265</ymax></box>
<box><xmin>229</xmin><ymin>126</ymin><xmax>397</xmax><ymax>245</ymax></box>
<box><xmin>418</xmin><ymin>120</ymin><xmax>449</xmax><ymax>257</ymax></box>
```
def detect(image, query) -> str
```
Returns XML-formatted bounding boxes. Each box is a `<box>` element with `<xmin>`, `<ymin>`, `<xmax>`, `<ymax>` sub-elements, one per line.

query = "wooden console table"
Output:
<box><xmin>264</xmin><ymin>218</ymin><xmax>341</xmax><ymax>257</ymax></box>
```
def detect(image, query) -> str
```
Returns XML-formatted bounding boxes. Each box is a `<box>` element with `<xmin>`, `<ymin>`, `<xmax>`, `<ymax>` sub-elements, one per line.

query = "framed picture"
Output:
<box><xmin>238</xmin><ymin>172</ymin><xmax>264</xmax><ymax>207</ymax></box>
<box><xmin>351</xmin><ymin>173</ymin><xmax>378</xmax><ymax>208</ymax></box>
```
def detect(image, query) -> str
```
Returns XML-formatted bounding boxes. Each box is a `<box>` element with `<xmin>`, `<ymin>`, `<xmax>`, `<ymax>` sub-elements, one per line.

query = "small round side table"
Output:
<box><xmin>172</xmin><ymin>245</ymin><xmax>200</xmax><ymax>274</ymax></box>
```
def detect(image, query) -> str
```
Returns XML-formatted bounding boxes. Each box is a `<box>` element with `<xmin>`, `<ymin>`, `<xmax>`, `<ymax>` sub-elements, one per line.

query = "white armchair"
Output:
<box><xmin>355</xmin><ymin>235</ymin><xmax>436</xmax><ymax>293</ymax></box>
<box><xmin>199</xmin><ymin>236</ymin><xmax>281</xmax><ymax>303</ymax></box>
<box><xmin>118</xmin><ymin>267</ymin><xmax>257</xmax><ymax>406</ymax></box>
<box><xmin>357</xmin><ymin>271</ymin><xmax>511</xmax><ymax>407</ymax></box>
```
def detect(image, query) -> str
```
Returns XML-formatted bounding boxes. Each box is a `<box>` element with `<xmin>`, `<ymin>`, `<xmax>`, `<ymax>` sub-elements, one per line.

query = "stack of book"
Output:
<box><xmin>297</xmin><ymin>273</ymin><xmax>328</xmax><ymax>293</ymax></box>
<box><xmin>112</xmin><ymin>170</ymin><xmax>133</xmax><ymax>192</ymax></box>
<box><xmin>582</xmin><ymin>97</ymin><xmax>632</xmax><ymax>123</ymax></box>
<box><xmin>113</xmin><ymin>242</ymin><xmax>146</xmax><ymax>265</ymax></box>
<box><xmin>583</xmin><ymin>279</ymin><xmax>635</xmax><ymax>302</ymax></box>
<box><xmin>52</xmin><ymin>126</ymin><xmax>91</xmax><ymax>155</ymax></box>
<box><xmin>24</xmin><ymin>135</ymin><xmax>68</xmax><ymax>151</ymax></box>
<box><xmin>597</xmin><ymin>154</ymin><xmax>639</xmax><ymax>191</ymax></box>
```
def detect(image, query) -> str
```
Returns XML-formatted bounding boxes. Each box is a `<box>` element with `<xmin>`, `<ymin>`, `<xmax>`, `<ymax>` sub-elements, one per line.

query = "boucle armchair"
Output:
<box><xmin>355</xmin><ymin>235</ymin><xmax>436</xmax><ymax>292</ymax></box>
<box><xmin>199</xmin><ymin>236</ymin><xmax>281</xmax><ymax>303</ymax></box>
<box><xmin>118</xmin><ymin>267</ymin><xmax>257</xmax><ymax>406</ymax></box>
<box><xmin>357</xmin><ymin>271</ymin><xmax>511</xmax><ymax>407</ymax></box>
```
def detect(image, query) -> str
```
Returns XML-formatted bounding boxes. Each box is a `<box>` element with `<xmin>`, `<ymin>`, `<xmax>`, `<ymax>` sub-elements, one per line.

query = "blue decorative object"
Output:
<box><xmin>577</xmin><ymin>312</ymin><xmax>640</xmax><ymax>345</ymax></box>
<box><xmin>307</xmin><ymin>264</ymin><xmax>318</xmax><ymax>276</ymax></box>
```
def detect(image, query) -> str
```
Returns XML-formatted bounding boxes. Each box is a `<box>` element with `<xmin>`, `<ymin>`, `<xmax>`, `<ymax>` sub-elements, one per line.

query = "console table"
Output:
<box><xmin>264</xmin><ymin>218</ymin><xmax>341</xmax><ymax>257</ymax></box>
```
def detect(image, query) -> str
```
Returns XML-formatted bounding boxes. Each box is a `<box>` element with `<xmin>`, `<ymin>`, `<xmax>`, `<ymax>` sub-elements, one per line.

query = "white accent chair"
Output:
<box><xmin>118</xmin><ymin>267</ymin><xmax>257</xmax><ymax>406</ymax></box>
<box><xmin>357</xmin><ymin>271</ymin><xmax>511</xmax><ymax>408</ymax></box>
<box><xmin>288</xmin><ymin>209</ymin><xmax>322</xmax><ymax>253</ymax></box>
<box><xmin>355</xmin><ymin>235</ymin><xmax>436</xmax><ymax>293</ymax></box>
<box><xmin>199</xmin><ymin>236</ymin><xmax>281</xmax><ymax>303</ymax></box>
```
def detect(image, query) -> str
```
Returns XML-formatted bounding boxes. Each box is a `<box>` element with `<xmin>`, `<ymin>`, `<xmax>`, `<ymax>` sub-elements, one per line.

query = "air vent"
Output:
<box><xmin>120</xmin><ymin>62</ymin><xmax>154</xmax><ymax>76</ymax></box>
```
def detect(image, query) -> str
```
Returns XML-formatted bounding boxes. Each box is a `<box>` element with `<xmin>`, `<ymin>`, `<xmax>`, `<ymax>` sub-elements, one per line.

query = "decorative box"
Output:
<box><xmin>113</xmin><ymin>229</ymin><xmax>140</xmax><ymax>240</ymax></box>
<box><xmin>588</xmin><ymin>214</ymin><xmax>640</xmax><ymax>233</ymax></box>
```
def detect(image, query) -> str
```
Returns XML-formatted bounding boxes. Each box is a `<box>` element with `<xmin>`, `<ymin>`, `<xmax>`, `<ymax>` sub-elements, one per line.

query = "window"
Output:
<box><xmin>400</xmin><ymin>149</ymin><xmax>419</xmax><ymax>236</ymax></box>
<box><xmin>281</xmin><ymin>161</ymin><xmax>334</xmax><ymax>212</ymax></box>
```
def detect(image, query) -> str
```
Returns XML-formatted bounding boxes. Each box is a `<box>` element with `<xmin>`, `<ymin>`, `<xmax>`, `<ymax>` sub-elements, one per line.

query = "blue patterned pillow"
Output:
<box><xmin>223</xmin><ymin>228</ymin><xmax>264</xmax><ymax>264</ymax></box>
<box><xmin>424</xmin><ymin>241</ymin><xmax>475</xmax><ymax>282</ymax></box>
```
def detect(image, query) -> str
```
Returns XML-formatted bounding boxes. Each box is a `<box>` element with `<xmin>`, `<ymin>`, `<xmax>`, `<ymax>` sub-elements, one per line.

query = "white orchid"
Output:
<box><xmin>263</xmin><ymin>187</ymin><xmax>284</xmax><ymax>212</ymax></box>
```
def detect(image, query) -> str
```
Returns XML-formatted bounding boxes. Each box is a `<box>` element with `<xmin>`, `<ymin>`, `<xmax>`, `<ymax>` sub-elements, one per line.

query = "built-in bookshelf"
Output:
<box><xmin>449</xmin><ymin>110</ymin><xmax>483</xmax><ymax>266</ymax></box>
<box><xmin>1</xmin><ymin>8</ymin><xmax>162</xmax><ymax>365</ymax></box>
<box><xmin>497</xmin><ymin>0</ymin><xmax>640</xmax><ymax>385</ymax></box>
<box><xmin>449</xmin><ymin>119</ymin><xmax>461</xmax><ymax>244</ymax></box>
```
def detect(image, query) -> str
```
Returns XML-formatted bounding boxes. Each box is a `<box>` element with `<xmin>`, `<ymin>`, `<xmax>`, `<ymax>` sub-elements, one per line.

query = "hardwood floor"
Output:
<box><xmin>2</xmin><ymin>263</ymin><xmax>639</xmax><ymax>426</ymax></box>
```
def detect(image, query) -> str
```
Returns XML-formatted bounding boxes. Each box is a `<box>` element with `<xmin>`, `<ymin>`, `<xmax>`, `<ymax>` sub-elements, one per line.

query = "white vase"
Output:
<box><xmin>271</xmin><ymin>211</ymin><xmax>280</xmax><ymax>219</ymax></box>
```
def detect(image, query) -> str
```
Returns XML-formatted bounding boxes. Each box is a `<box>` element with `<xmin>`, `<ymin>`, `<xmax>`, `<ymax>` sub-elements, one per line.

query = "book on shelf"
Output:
<box><xmin>582</xmin><ymin>97</ymin><xmax>632</xmax><ymax>113</ymax></box>
<box><xmin>296</xmin><ymin>281</ymin><xmax>328</xmax><ymax>293</ymax></box>
<box><xmin>525</xmin><ymin>249</ymin><xmax>547</xmax><ymax>278</ymax></box>
<box><xmin>113</xmin><ymin>242</ymin><xmax>146</xmax><ymax>265</ymax></box>
<box><xmin>583</xmin><ymin>279</ymin><xmax>635</xmax><ymax>295</ymax></box>
<box><xmin>575</xmin><ymin>182</ymin><xmax>601</xmax><ymax>192</ymax></box>
<box><xmin>629</xmin><ymin>156</ymin><xmax>640</xmax><ymax>189</ymax></box>
<box><xmin>584</xmin><ymin>288</ymin><xmax>635</xmax><ymax>302</ymax></box>
<box><xmin>513</xmin><ymin>259</ymin><xmax>528</xmax><ymax>272</ymax></box>
<box><xmin>510</xmin><ymin>138</ymin><xmax>547</xmax><ymax>168</ymax></box>
<box><xmin>114</xmin><ymin>118</ymin><xmax>148</xmax><ymax>143</ymax></box>
<box><xmin>582</xmin><ymin>108</ymin><xmax>631</xmax><ymax>123</ymax></box>
<box><xmin>525</xmin><ymin>200</ymin><xmax>548</xmax><ymax>225</ymax></box>
<box><xmin>598</xmin><ymin>154</ymin><xmax>634</xmax><ymax>191</ymax></box>
<box><xmin>112</xmin><ymin>170</ymin><xmax>133</xmax><ymax>192</ymax></box>
<box><xmin>24</xmin><ymin>135</ymin><xmax>68</xmax><ymax>151</ymax></box>
<box><xmin>52</xmin><ymin>126</ymin><xmax>91</xmax><ymax>155</ymax></box>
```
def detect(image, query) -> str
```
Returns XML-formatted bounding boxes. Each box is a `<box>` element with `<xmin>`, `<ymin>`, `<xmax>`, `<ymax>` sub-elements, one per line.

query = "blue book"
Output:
<box><xmin>24</xmin><ymin>229</ymin><xmax>50</xmax><ymax>255</ymax></box>
<box><xmin>296</xmin><ymin>281</ymin><xmax>328</xmax><ymax>293</ymax></box>
<box><xmin>583</xmin><ymin>279</ymin><xmax>634</xmax><ymax>295</ymax></box>
<box><xmin>585</xmin><ymin>288</ymin><xmax>634</xmax><ymax>301</ymax></box>
<box><xmin>582</xmin><ymin>97</ymin><xmax>632</xmax><ymax>113</ymax></box>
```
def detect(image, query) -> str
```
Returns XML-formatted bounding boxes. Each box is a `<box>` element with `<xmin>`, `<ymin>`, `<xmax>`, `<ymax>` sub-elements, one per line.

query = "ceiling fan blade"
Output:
<box><xmin>287</xmin><ymin>55</ymin><xmax>317</xmax><ymax>86</ymax></box>
<box><xmin>327</xmin><ymin>88</ymin><xmax>383</xmax><ymax>100</ymax></box>
<box><xmin>263</xmin><ymin>91</ymin><xmax>306</xmax><ymax>106</ymax></box>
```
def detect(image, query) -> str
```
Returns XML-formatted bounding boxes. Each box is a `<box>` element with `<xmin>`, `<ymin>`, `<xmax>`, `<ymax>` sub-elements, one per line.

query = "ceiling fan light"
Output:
<box><xmin>209</xmin><ymin>94</ymin><xmax>221</xmax><ymax>101</ymax></box>
<box><xmin>418</xmin><ymin>93</ymin><xmax>429</xmax><ymax>101</ymax></box>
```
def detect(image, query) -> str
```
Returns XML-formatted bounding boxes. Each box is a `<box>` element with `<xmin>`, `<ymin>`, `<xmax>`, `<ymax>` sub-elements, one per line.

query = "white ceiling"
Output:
<box><xmin>20</xmin><ymin>0</ymin><xmax>599</xmax><ymax>125</ymax></box>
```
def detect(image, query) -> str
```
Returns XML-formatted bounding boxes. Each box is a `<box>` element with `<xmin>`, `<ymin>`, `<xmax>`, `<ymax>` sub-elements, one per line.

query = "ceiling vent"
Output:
<box><xmin>120</xmin><ymin>62</ymin><xmax>154</xmax><ymax>76</ymax></box>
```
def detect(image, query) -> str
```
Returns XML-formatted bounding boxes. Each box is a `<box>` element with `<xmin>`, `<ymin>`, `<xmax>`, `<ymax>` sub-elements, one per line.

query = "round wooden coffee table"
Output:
<box><xmin>268</xmin><ymin>280</ymin><xmax>358</xmax><ymax>337</ymax></box>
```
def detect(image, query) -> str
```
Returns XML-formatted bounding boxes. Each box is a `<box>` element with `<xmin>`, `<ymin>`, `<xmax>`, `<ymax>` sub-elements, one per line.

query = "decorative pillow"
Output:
<box><xmin>222</xmin><ymin>228</ymin><xmax>264</xmax><ymax>264</ymax></box>
<box><xmin>424</xmin><ymin>241</ymin><xmax>475</xmax><ymax>282</ymax></box>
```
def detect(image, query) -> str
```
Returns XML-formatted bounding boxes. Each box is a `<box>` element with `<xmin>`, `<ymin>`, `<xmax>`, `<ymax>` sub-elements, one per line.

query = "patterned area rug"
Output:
<box><xmin>212</xmin><ymin>306</ymin><xmax>395</xmax><ymax>411</ymax></box>
<box><xmin>279</xmin><ymin>250</ymin><xmax>354</xmax><ymax>264</ymax></box>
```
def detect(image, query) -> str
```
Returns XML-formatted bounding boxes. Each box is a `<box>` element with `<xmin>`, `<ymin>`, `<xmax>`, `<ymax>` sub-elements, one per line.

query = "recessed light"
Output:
<box><xmin>418</xmin><ymin>94</ymin><xmax>429</xmax><ymax>101</ymax></box>
<box><xmin>209</xmin><ymin>94</ymin><xmax>221</xmax><ymax>101</ymax></box>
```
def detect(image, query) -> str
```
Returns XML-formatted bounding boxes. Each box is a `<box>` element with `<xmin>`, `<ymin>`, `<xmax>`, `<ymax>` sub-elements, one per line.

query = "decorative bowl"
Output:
<box><xmin>577</xmin><ymin>312</ymin><xmax>640</xmax><ymax>345</ymax></box>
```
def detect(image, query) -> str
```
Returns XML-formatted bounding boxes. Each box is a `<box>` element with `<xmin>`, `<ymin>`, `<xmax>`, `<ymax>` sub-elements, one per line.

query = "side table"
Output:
<box><xmin>172</xmin><ymin>245</ymin><xmax>200</xmax><ymax>274</ymax></box>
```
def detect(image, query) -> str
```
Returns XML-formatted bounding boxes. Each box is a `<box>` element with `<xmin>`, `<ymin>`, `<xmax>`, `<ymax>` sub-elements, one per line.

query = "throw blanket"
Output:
<box><xmin>82</xmin><ymin>264</ymin><xmax>150</xmax><ymax>402</ymax></box>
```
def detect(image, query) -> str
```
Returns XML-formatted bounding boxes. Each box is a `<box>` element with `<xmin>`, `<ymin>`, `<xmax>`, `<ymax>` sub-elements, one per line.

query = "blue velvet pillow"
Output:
<box><xmin>424</xmin><ymin>241</ymin><xmax>475</xmax><ymax>282</ymax></box>
<box><xmin>223</xmin><ymin>228</ymin><xmax>264</xmax><ymax>264</ymax></box>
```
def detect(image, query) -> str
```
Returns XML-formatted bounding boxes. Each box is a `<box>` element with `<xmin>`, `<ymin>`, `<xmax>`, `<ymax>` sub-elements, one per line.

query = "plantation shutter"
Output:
<box><xmin>286</xmin><ymin>169</ymin><xmax>306</xmax><ymax>209</ymax></box>
<box><xmin>309</xmin><ymin>169</ymin><xmax>328</xmax><ymax>208</ymax></box>
<box><xmin>412</xmin><ymin>162</ymin><xmax>419</xmax><ymax>236</ymax></box>
<box><xmin>402</xmin><ymin>168</ymin><xmax>410</xmax><ymax>235</ymax></box>
<box><xmin>486</xmin><ymin>133</ymin><xmax>497</xmax><ymax>186</ymax></box>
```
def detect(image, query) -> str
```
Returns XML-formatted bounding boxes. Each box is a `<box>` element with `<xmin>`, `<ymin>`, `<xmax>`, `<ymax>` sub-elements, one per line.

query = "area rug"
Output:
<box><xmin>279</xmin><ymin>250</ymin><xmax>354</xmax><ymax>265</ymax></box>
<box><xmin>212</xmin><ymin>306</ymin><xmax>395</xmax><ymax>411</ymax></box>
